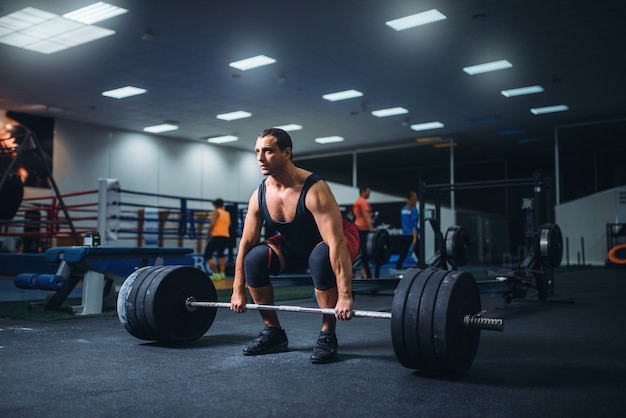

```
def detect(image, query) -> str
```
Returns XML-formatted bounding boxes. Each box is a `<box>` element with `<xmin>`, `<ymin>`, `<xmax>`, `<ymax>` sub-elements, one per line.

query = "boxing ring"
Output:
<box><xmin>0</xmin><ymin>178</ymin><xmax>245</xmax><ymax>257</ymax></box>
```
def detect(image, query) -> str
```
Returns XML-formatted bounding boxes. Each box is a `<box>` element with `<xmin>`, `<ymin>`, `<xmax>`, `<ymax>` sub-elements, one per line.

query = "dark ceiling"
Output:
<box><xmin>1</xmin><ymin>0</ymin><xmax>625</xmax><ymax>205</ymax></box>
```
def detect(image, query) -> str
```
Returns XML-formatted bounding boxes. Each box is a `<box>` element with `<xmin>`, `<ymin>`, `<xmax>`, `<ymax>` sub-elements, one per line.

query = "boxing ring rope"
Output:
<box><xmin>0</xmin><ymin>178</ymin><xmax>246</xmax><ymax>255</ymax></box>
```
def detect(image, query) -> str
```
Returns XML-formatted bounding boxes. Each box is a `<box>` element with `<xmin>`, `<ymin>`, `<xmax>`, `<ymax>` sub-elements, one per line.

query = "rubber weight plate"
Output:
<box><xmin>391</xmin><ymin>268</ymin><xmax>420</xmax><ymax>367</ymax></box>
<box><xmin>539</xmin><ymin>223</ymin><xmax>563</xmax><ymax>268</ymax></box>
<box><xmin>144</xmin><ymin>266</ymin><xmax>217</xmax><ymax>345</ymax></box>
<box><xmin>403</xmin><ymin>269</ymin><xmax>446</xmax><ymax>370</ymax></box>
<box><xmin>366</xmin><ymin>229</ymin><xmax>392</xmax><ymax>265</ymax></box>
<box><xmin>432</xmin><ymin>271</ymin><xmax>481</xmax><ymax>375</ymax></box>
<box><xmin>414</xmin><ymin>269</ymin><xmax>450</xmax><ymax>371</ymax></box>
<box><xmin>135</xmin><ymin>265</ymin><xmax>180</xmax><ymax>339</ymax></box>
<box><xmin>444</xmin><ymin>225</ymin><xmax>470</xmax><ymax>267</ymax></box>
<box><xmin>117</xmin><ymin>266</ymin><xmax>166</xmax><ymax>341</ymax></box>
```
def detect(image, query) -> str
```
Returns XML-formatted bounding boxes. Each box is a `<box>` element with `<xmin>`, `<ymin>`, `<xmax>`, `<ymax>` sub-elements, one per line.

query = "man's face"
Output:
<box><xmin>255</xmin><ymin>135</ymin><xmax>288</xmax><ymax>176</ymax></box>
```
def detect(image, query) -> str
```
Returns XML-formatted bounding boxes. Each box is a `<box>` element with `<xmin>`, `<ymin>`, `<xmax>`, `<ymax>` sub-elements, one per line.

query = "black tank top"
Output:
<box><xmin>258</xmin><ymin>173</ymin><xmax>324</xmax><ymax>260</ymax></box>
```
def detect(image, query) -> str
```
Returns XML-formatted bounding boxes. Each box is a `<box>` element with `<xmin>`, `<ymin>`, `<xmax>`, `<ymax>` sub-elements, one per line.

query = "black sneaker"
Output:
<box><xmin>242</xmin><ymin>326</ymin><xmax>289</xmax><ymax>356</ymax></box>
<box><xmin>310</xmin><ymin>330</ymin><xmax>338</xmax><ymax>364</ymax></box>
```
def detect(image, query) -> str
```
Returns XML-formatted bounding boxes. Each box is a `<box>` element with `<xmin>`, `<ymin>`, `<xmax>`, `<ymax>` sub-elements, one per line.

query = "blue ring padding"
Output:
<box><xmin>34</xmin><ymin>274</ymin><xmax>65</xmax><ymax>291</ymax></box>
<box><xmin>14</xmin><ymin>273</ymin><xmax>38</xmax><ymax>289</ymax></box>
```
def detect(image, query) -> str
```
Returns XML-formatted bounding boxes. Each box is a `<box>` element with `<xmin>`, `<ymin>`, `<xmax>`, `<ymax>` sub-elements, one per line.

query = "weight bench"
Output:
<box><xmin>16</xmin><ymin>246</ymin><xmax>193</xmax><ymax>315</ymax></box>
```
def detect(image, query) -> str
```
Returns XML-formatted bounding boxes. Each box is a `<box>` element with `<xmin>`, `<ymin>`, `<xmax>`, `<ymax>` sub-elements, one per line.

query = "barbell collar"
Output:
<box><xmin>186</xmin><ymin>299</ymin><xmax>504</xmax><ymax>331</ymax></box>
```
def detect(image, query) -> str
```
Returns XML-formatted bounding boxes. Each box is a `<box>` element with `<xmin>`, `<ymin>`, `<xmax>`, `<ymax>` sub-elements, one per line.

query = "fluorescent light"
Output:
<box><xmin>386</xmin><ymin>9</ymin><xmax>446</xmax><ymax>31</ymax></box>
<box><xmin>315</xmin><ymin>136</ymin><xmax>344</xmax><ymax>144</ymax></box>
<box><xmin>102</xmin><ymin>86</ymin><xmax>147</xmax><ymax>99</ymax></box>
<box><xmin>463</xmin><ymin>60</ymin><xmax>512</xmax><ymax>75</ymax></box>
<box><xmin>433</xmin><ymin>142</ymin><xmax>457</xmax><ymax>149</ymax></box>
<box><xmin>207</xmin><ymin>135</ymin><xmax>238</xmax><ymax>144</ymax></box>
<box><xmin>216</xmin><ymin>111</ymin><xmax>252</xmax><ymax>121</ymax></box>
<box><xmin>530</xmin><ymin>105</ymin><xmax>569</xmax><ymax>115</ymax></box>
<box><xmin>143</xmin><ymin>124</ymin><xmax>178</xmax><ymax>133</ymax></box>
<box><xmin>0</xmin><ymin>7</ymin><xmax>118</xmax><ymax>54</ymax></box>
<box><xmin>501</xmin><ymin>85</ymin><xmax>544</xmax><ymax>97</ymax></box>
<box><xmin>415</xmin><ymin>136</ymin><xmax>442</xmax><ymax>143</ymax></box>
<box><xmin>410</xmin><ymin>121</ymin><xmax>444</xmax><ymax>131</ymax></box>
<box><xmin>229</xmin><ymin>55</ymin><xmax>276</xmax><ymax>71</ymax></box>
<box><xmin>371</xmin><ymin>107</ymin><xmax>409</xmax><ymax>117</ymax></box>
<box><xmin>63</xmin><ymin>2</ymin><xmax>127</xmax><ymax>24</ymax></box>
<box><xmin>322</xmin><ymin>89</ymin><xmax>363</xmax><ymax>102</ymax></box>
<box><xmin>0</xmin><ymin>7</ymin><xmax>55</xmax><ymax>31</ymax></box>
<box><xmin>274</xmin><ymin>124</ymin><xmax>303</xmax><ymax>131</ymax></box>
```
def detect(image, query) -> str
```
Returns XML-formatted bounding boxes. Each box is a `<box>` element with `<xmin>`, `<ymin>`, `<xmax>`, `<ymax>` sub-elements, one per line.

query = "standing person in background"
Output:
<box><xmin>396</xmin><ymin>191</ymin><xmax>420</xmax><ymax>270</ymax></box>
<box><xmin>204</xmin><ymin>198</ymin><xmax>231</xmax><ymax>280</ymax></box>
<box><xmin>353</xmin><ymin>185</ymin><xmax>373</xmax><ymax>278</ymax></box>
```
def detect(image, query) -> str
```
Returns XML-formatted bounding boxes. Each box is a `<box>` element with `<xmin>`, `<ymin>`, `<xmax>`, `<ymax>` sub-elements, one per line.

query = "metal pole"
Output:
<box><xmin>352</xmin><ymin>152</ymin><xmax>357</xmax><ymax>188</ymax></box>
<box><xmin>449</xmin><ymin>139</ymin><xmax>455</xmax><ymax>223</ymax></box>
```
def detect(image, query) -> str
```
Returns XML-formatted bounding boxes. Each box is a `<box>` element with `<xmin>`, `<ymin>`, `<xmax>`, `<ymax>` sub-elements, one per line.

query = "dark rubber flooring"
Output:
<box><xmin>1</xmin><ymin>267</ymin><xmax>625</xmax><ymax>417</ymax></box>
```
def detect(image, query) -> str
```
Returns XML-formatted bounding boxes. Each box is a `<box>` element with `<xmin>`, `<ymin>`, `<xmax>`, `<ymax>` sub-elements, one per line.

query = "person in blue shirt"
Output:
<box><xmin>396</xmin><ymin>191</ymin><xmax>419</xmax><ymax>269</ymax></box>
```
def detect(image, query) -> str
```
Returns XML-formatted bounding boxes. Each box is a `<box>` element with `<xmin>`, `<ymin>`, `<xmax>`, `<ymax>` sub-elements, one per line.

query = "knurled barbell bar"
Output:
<box><xmin>117</xmin><ymin>265</ymin><xmax>503</xmax><ymax>375</ymax></box>
<box><xmin>185</xmin><ymin>299</ymin><xmax>504</xmax><ymax>331</ymax></box>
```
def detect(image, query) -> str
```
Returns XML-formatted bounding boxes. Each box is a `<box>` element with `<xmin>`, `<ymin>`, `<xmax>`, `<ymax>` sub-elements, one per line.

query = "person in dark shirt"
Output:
<box><xmin>230</xmin><ymin>128</ymin><xmax>360</xmax><ymax>364</ymax></box>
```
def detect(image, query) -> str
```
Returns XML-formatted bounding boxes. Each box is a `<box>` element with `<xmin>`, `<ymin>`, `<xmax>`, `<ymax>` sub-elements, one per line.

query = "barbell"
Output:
<box><xmin>117</xmin><ymin>265</ymin><xmax>503</xmax><ymax>375</ymax></box>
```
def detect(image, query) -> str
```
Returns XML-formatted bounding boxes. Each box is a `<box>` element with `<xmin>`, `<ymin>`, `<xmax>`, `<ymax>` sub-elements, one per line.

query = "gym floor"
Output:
<box><xmin>1</xmin><ymin>267</ymin><xmax>625</xmax><ymax>417</ymax></box>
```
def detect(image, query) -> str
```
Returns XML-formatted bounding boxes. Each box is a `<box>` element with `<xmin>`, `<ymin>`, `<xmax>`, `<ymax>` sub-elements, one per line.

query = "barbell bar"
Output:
<box><xmin>185</xmin><ymin>299</ymin><xmax>504</xmax><ymax>331</ymax></box>
<box><xmin>118</xmin><ymin>265</ymin><xmax>504</xmax><ymax>376</ymax></box>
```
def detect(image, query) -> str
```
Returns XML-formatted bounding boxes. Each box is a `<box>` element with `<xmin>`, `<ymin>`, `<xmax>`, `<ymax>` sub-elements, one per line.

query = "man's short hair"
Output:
<box><xmin>359</xmin><ymin>185</ymin><xmax>370</xmax><ymax>194</ymax></box>
<box><xmin>259</xmin><ymin>128</ymin><xmax>293</xmax><ymax>154</ymax></box>
<box><xmin>213</xmin><ymin>198</ymin><xmax>224</xmax><ymax>208</ymax></box>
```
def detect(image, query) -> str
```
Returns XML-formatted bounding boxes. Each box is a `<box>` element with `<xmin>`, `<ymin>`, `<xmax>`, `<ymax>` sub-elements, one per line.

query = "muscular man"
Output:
<box><xmin>230</xmin><ymin>128</ymin><xmax>360</xmax><ymax>364</ymax></box>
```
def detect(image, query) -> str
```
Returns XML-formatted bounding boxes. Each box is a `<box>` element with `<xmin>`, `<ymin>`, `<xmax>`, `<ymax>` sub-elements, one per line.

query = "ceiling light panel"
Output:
<box><xmin>463</xmin><ymin>60</ymin><xmax>512</xmax><ymax>75</ymax></box>
<box><xmin>501</xmin><ymin>85</ymin><xmax>544</xmax><ymax>97</ymax></box>
<box><xmin>144</xmin><ymin>124</ymin><xmax>178</xmax><ymax>133</ymax></box>
<box><xmin>275</xmin><ymin>124</ymin><xmax>303</xmax><ymax>131</ymax></box>
<box><xmin>410</xmin><ymin>121</ymin><xmax>444</xmax><ymax>131</ymax></box>
<box><xmin>530</xmin><ymin>105</ymin><xmax>569</xmax><ymax>115</ymax></box>
<box><xmin>0</xmin><ymin>6</ymin><xmax>120</xmax><ymax>54</ymax></box>
<box><xmin>63</xmin><ymin>2</ymin><xmax>128</xmax><ymax>24</ymax></box>
<box><xmin>385</xmin><ymin>9</ymin><xmax>446</xmax><ymax>31</ymax></box>
<box><xmin>315</xmin><ymin>136</ymin><xmax>344</xmax><ymax>144</ymax></box>
<box><xmin>102</xmin><ymin>86</ymin><xmax>147</xmax><ymax>99</ymax></box>
<box><xmin>207</xmin><ymin>135</ymin><xmax>238</xmax><ymax>144</ymax></box>
<box><xmin>371</xmin><ymin>107</ymin><xmax>409</xmax><ymax>117</ymax></box>
<box><xmin>229</xmin><ymin>55</ymin><xmax>276</xmax><ymax>71</ymax></box>
<box><xmin>216</xmin><ymin>111</ymin><xmax>252</xmax><ymax>121</ymax></box>
<box><xmin>322</xmin><ymin>89</ymin><xmax>363</xmax><ymax>102</ymax></box>
<box><xmin>0</xmin><ymin>7</ymin><xmax>54</xmax><ymax>32</ymax></box>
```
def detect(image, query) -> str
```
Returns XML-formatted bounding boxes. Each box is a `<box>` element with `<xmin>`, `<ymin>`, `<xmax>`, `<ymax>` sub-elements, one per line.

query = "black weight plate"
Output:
<box><xmin>539</xmin><ymin>223</ymin><xmax>563</xmax><ymax>268</ymax></box>
<box><xmin>415</xmin><ymin>269</ymin><xmax>450</xmax><ymax>371</ymax></box>
<box><xmin>117</xmin><ymin>266</ymin><xmax>165</xmax><ymax>341</ymax></box>
<box><xmin>145</xmin><ymin>266</ymin><xmax>217</xmax><ymax>345</ymax></box>
<box><xmin>445</xmin><ymin>226</ymin><xmax>470</xmax><ymax>267</ymax></box>
<box><xmin>134</xmin><ymin>265</ymin><xmax>177</xmax><ymax>339</ymax></box>
<box><xmin>402</xmin><ymin>268</ymin><xmax>441</xmax><ymax>369</ymax></box>
<box><xmin>432</xmin><ymin>271</ymin><xmax>481</xmax><ymax>375</ymax></box>
<box><xmin>391</xmin><ymin>268</ymin><xmax>421</xmax><ymax>367</ymax></box>
<box><xmin>366</xmin><ymin>229</ymin><xmax>392</xmax><ymax>265</ymax></box>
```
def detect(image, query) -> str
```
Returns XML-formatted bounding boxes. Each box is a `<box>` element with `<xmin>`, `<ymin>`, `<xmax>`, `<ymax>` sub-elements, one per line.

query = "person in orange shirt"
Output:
<box><xmin>204</xmin><ymin>198</ymin><xmax>231</xmax><ymax>280</ymax></box>
<box><xmin>353</xmin><ymin>185</ymin><xmax>373</xmax><ymax>278</ymax></box>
